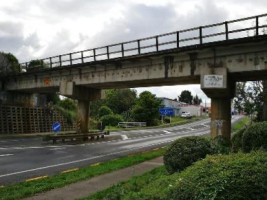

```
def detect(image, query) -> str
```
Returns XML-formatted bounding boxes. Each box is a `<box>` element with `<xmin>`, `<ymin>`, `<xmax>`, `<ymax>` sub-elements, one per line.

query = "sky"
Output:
<box><xmin>1</xmin><ymin>0</ymin><xmax>267</xmax><ymax>102</ymax></box>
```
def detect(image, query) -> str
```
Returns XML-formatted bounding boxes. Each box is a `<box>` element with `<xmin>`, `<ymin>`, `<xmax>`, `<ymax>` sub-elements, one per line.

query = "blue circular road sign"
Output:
<box><xmin>52</xmin><ymin>122</ymin><xmax>61</xmax><ymax>133</ymax></box>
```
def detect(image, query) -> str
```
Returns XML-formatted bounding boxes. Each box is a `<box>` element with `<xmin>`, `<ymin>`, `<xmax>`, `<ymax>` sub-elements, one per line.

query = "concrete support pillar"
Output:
<box><xmin>77</xmin><ymin>100</ymin><xmax>89</xmax><ymax>133</ymax></box>
<box><xmin>201</xmin><ymin>67</ymin><xmax>235</xmax><ymax>140</ymax></box>
<box><xmin>210</xmin><ymin>98</ymin><xmax>231</xmax><ymax>140</ymax></box>
<box><xmin>59</xmin><ymin>81</ymin><xmax>104</xmax><ymax>133</ymax></box>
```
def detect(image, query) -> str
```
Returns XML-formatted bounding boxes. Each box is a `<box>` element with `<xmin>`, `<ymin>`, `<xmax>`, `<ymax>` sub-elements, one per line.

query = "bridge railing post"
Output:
<box><xmin>176</xmin><ymin>31</ymin><xmax>180</xmax><ymax>48</ymax></box>
<box><xmin>225</xmin><ymin>21</ymin><xmax>229</xmax><ymax>40</ymax></box>
<box><xmin>256</xmin><ymin>16</ymin><xmax>259</xmax><ymax>36</ymax></box>
<box><xmin>49</xmin><ymin>57</ymin><xmax>52</xmax><ymax>68</ymax></box>
<box><xmin>137</xmin><ymin>40</ymin><xmax>141</xmax><ymax>54</ymax></box>
<box><xmin>199</xmin><ymin>26</ymin><xmax>203</xmax><ymax>44</ymax></box>
<box><xmin>93</xmin><ymin>49</ymin><xmax>96</xmax><ymax>61</ymax></box>
<box><xmin>156</xmin><ymin>36</ymin><xmax>159</xmax><ymax>52</ymax></box>
<box><xmin>81</xmin><ymin>51</ymin><xmax>84</xmax><ymax>63</ymax></box>
<box><xmin>70</xmin><ymin>53</ymin><xmax>72</xmax><ymax>65</ymax></box>
<box><xmin>59</xmin><ymin>55</ymin><xmax>62</xmax><ymax>67</ymax></box>
<box><xmin>121</xmin><ymin>43</ymin><xmax>124</xmax><ymax>57</ymax></box>
<box><xmin>107</xmin><ymin>46</ymin><xmax>110</xmax><ymax>59</ymax></box>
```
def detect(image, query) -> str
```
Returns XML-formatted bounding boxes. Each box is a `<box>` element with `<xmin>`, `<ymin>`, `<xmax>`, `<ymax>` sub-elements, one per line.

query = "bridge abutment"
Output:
<box><xmin>201</xmin><ymin>67</ymin><xmax>235</xmax><ymax>140</ymax></box>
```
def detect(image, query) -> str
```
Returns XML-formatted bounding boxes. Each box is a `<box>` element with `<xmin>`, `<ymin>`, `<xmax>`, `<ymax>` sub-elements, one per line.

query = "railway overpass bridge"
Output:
<box><xmin>1</xmin><ymin>14</ymin><xmax>267</xmax><ymax>139</ymax></box>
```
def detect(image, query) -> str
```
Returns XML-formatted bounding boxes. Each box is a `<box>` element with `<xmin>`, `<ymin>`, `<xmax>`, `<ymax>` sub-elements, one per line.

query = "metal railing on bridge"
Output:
<box><xmin>20</xmin><ymin>13</ymin><xmax>267</xmax><ymax>71</ymax></box>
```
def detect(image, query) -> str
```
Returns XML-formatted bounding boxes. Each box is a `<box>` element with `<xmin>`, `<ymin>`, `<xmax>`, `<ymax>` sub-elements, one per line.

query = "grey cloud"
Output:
<box><xmin>80</xmin><ymin>0</ymin><xmax>229</xmax><ymax>49</ymax></box>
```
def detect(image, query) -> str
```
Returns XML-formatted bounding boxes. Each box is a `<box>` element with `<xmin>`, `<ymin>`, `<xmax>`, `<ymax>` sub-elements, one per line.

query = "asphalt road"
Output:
<box><xmin>0</xmin><ymin>116</ymin><xmax>243</xmax><ymax>185</ymax></box>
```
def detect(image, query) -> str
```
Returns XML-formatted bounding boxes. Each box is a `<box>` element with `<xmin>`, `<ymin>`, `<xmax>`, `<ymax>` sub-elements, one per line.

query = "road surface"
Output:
<box><xmin>0</xmin><ymin>116</ymin><xmax>243</xmax><ymax>185</ymax></box>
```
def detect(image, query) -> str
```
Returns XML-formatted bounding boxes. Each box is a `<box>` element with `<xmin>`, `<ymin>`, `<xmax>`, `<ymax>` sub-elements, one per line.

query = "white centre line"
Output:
<box><xmin>0</xmin><ymin>154</ymin><xmax>14</xmax><ymax>157</ymax></box>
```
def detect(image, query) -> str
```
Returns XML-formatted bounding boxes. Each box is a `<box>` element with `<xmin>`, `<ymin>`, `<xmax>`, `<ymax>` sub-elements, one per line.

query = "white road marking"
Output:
<box><xmin>121</xmin><ymin>135</ymin><xmax>129</xmax><ymax>140</ymax></box>
<box><xmin>163</xmin><ymin>130</ymin><xmax>171</xmax><ymax>134</ymax></box>
<box><xmin>50</xmin><ymin>147</ymin><xmax>65</xmax><ymax>151</ymax></box>
<box><xmin>0</xmin><ymin>154</ymin><xmax>13</xmax><ymax>157</ymax></box>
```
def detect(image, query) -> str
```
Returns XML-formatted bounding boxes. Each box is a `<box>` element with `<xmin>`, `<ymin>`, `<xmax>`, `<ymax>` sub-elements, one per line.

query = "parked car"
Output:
<box><xmin>181</xmin><ymin>112</ymin><xmax>192</xmax><ymax>119</ymax></box>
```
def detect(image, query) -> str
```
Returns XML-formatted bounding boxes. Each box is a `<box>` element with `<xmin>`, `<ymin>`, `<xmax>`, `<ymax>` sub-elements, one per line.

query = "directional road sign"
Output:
<box><xmin>52</xmin><ymin>122</ymin><xmax>61</xmax><ymax>133</ymax></box>
<box><xmin>159</xmin><ymin>108</ymin><xmax>174</xmax><ymax>116</ymax></box>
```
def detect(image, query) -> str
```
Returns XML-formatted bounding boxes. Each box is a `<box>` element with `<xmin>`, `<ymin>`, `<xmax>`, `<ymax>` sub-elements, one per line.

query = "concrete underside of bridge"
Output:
<box><xmin>1</xmin><ymin>36</ymin><xmax>267</xmax><ymax>138</ymax></box>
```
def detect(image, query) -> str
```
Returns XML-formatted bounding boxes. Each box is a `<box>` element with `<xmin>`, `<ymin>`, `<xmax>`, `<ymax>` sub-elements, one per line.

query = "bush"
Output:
<box><xmin>100</xmin><ymin>114</ymin><xmax>123</xmax><ymax>126</ymax></box>
<box><xmin>57</xmin><ymin>98</ymin><xmax>77</xmax><ymax>111</ymax></box>
<box><xmin>89</xmin><ymin>118</ymin><xmax>99</xmax><ymax>130</ymax></box>
<box><xmin>231</xmin><ymin>128</ymin><xmax>246</xmax><ymax>152</ymax></box>
<box><xmin>163</xmin><ymin>136</ymin><xmax>212</xmax><ymax>174</ymax></box>
<box><xmin>28</xmin><ymin>59</ymin><xmax>49</xmax><ymax>69</ymax></box>
<box><xmin>242</xmin><ymin>121</ymin><xmax>267</xmax><ymax>152</ymax></box>
<box><xmin>98</xmin><ymin>106</ymin><xmax>113</xmax><ymax>118</ymax></box>
<box><xmin>129</xmin><ymin>151</ymin><xmax>267</xmax><ymax>200</ymax></box>
<box><xmin>211</xmin><ymin>135</ymin><xmax>232</xmax><ymax>154</ymax></box>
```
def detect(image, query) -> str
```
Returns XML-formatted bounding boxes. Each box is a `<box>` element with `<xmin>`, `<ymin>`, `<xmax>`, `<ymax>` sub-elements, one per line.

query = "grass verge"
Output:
<box><xmin>231</xmin><ymin>116</ymin><xmax>250</xmax><ymax>133</ymax></box>
<box><xmin>81</xmin><ymin>166</ymin><xmax>167</xmax><ymax>200</ymax></box>
<box><xmin>0</xmin><ymin>148</ymin><xmax>166</xmax><ymax>200</ymax></box>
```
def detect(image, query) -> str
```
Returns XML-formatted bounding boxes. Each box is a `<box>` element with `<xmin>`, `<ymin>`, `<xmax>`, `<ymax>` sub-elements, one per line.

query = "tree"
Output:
<box><xmin>98</xmin><ymin>106</ymin><xmax>113</xmax><ymax>118</ymax></box>
<box><xmin>0</xmin><ymin>52</ymin><xmax>21</xmax><ymax>74</ymax></box>
<box><xmin>132</xmin><ymin>91</ymin><xmax>162</xmax><ymax>126</ymax></box>
<box><xmin>234</xmin><ymin>81</ymin><xmax>264</xmax><ymax>121</ymax></box>
<box><xmin>178</xmin><ymin>90</ymin><xmax>193</xmax><ymax>104</ymax></box>
<box><xmin>28</xmin><ymin>59</ymin><xmax>49</xmax><ymax>71</ymax></box>
<box><xmin>57</xmin><ymin>98</ymin><xmax>77</xmax><ymax>111</ymax></box>
<box><xmin>105</xmin><ymin>89</ymin><xmax>137</xmax><ymax>114</ymax></box>
<box><xmin>193</xmin><ymin>95</ymin><xmax>202</xmax><ymax>105</ymax></box>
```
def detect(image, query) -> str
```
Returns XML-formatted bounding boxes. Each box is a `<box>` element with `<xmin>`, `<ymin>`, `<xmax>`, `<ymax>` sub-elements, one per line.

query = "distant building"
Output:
<box><xmin>159</xmin><ymin>97</ymin><xmax>204</xmax><ymax>117</ymax></box>
<box><xmin>158</xmin><ymin>97</ymin><xmax>180</xmax><ymax>116</ymax></box>
<box><xmin>180</xmin><ymin>104</ymin><xmax>203</xmax><ymax>116</ymax></box>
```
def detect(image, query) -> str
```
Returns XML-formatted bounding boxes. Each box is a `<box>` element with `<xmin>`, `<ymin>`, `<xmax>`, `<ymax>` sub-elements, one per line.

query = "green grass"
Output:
<box><xmin>81</xmin><ymin>166</ymin><xmax>167</xmax><ymax>200</ymax></box>
<box><xmin>0</xmin><ymin>148</ymin><xmax>166</xmax><ymax>200</ymax></box>
<box><xmin>231</xmin><ymin>116</ymin><xmax>250</xmax><ymax>133</ymax></box>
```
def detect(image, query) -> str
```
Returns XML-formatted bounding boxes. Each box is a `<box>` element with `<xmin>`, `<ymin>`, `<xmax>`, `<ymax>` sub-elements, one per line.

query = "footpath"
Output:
<box><xmin>24</xmin><ymin>156</ymin><xmax>164</xmax><ymax>200</ymax></box>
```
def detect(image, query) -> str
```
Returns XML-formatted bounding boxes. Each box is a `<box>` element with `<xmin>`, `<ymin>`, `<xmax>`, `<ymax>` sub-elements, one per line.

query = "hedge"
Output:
<box><xmin>128</xmin><ymin>151</ymin><xmax>267</xmax><ymax>200</ymax></box>
<box><xmin>163</xmin><ymin>136</ymin><xmax>212</xmax><ymax>174</ymax></box>
<box><xmin>242</xmin><ymin>121</ymin><xmax>267</xmax><ymax>152</ymax></box>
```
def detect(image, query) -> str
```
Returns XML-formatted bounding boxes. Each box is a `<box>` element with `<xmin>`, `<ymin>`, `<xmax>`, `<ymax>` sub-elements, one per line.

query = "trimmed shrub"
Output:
<box><xmin>242</xmin><ymin>121</ymin><xmax>267</xmax><ymax>152</ymax></box>
<box><xmin>163</xmin><ymin>136</ymin><xmax>212</xmax><ymax>174</ymax></box>
<box><xmin>128</xmin><ymin>151</ymin><xmax>267</xmax><ymax>200</ymax></box>
<box><xmin>100</xmin><ymin>114</ymin><xmax>123</xmax><ymax>126</ymax></box>
<box><xmin>231</xmin><ymin>128</ymin><xmax>246</xmax><ymax>152</ymax></box>
<box><xmin>211</xmin><ymin>135</ymin><xmax>232</xmax><ymax>154</ymax></box>
<box><xmin>98</xmin><ymin>106</ymin><xmax>113</xmax><ymax>118</ymax></box>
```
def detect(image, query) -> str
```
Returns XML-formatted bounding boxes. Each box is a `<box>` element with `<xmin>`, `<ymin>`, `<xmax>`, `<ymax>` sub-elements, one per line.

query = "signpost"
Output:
<box><xmin>159</xmin><ymin>108</ymin><xmax>174</xmax><ymax>124</ymax></box>
<box><xmin>52</xmin><ymin>122</ymin><xmax>61</xmax><ymax>133</ymax></box>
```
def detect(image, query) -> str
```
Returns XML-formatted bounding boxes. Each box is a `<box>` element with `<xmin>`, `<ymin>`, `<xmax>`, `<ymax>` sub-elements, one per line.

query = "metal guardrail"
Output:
<box><xmin>118</xmin><ymin>122</ymin><xmax>147</xmax><ymax>128</ymax></box>
<box><xmin>20</xmin><ymin>13</ymin><xmax>267</xmax><ymax>71</ymax></box>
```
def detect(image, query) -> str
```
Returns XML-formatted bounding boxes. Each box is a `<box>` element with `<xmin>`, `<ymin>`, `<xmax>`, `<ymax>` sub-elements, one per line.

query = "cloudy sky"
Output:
<box><xmin>1</xmin><ymin>0</ymin><xmax>266</xmax><ymax>102</ymax></box>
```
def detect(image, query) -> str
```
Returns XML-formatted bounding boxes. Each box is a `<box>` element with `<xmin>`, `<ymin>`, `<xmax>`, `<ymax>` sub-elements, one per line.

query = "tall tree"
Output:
<box><xmin>234</xmin><ymin>81</ymin><xmax>264</xmax><ymax>121</ymax></box>
<box><xmin>193</xmin><ymin>95</ymin><xmax>202</xmax><ymax>105</ymax></box>
<box><xmin>178</xmin><ymin>90</ymin><xmax>193</xmax><ymax>104</ymax></box>
<box><xmin>0</xmin><ymin>52</ymin><xmax>20</xmax><ymax>74</ymax></box>
<box><xmin>132</xmin><ymin>91</ymin><xmax>162</xmax><ymax>126</ymax></box>
<box><xmin>105</xmin><ymin>89</ymin><xmax>137</xmax><ymax>114</ymax></box>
